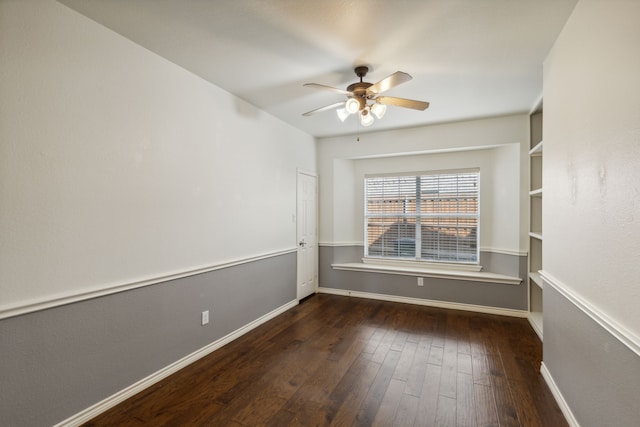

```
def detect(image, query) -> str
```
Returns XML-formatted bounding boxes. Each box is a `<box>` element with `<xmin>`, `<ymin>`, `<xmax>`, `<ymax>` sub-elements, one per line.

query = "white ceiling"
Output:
<box><xmin>59</xmin><ymin>0</ymin><xmax>577</xmax><ymax>138</ymax></box>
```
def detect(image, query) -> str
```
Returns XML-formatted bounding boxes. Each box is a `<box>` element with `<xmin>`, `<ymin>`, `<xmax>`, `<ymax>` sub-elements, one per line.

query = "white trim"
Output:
<box><xmin>318</xmin><ymin>287</ymin><xmax>528</xmax><ymax>318</ymax></box>
<box><xmin>0</xmin><ymin>248</ymin><xmax>297</xmax><ymax>320</ymax></box>
<box><xmin>540</xmin><ymin>362</ymin><xmax>580</xmax><ymax>427</ymax></box>
<box><xmin>53</xmin><ymin>299</ymin><xmax>299</xmax><ymax>427</ymax></box>
<box><xmin>541</xmin><ymin>271</ymin><xmax>640</xmax><ymax>357</ymax></box>
<box><xmin>331</xmin><ymin>262</ymin><xmax>522</xmax><ymax>285</ymax></box>
<box><xmin>479</xmin><ymin>246</ymin><xmax>528</xmax><ymax>256</ymax></box>
<box><xmin>318</xmin><ymin>242</ymin><xmax>364</xmax><ymax>247</ymax></box>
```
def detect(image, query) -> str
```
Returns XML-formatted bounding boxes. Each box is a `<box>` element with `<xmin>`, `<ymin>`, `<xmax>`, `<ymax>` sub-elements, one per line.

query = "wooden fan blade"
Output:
<box><xmin>367</xmin><ymin>71</ymin><xmax>412</xmax><ymax>95</ymax></box>
<box><xmin>302</xmin><ymin>101</ymin><xmax>346</xmax><ymax>116</ymax></box>
<box><xmin>303</xmin><ymin>83</ymin><xmax>352</xmax><ymax>96</ymax></box>
<box><xmin>376</xmin><ymin>96</ymin><xmax>429</xmax><ymax>110</ymax></box>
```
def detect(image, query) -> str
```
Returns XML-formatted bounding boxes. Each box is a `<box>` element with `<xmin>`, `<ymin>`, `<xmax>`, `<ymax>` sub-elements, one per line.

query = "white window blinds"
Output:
<box><xmin>365</xmin><ymin>171</ymin><xmax>479</xmax><ymax>263</ymax></box>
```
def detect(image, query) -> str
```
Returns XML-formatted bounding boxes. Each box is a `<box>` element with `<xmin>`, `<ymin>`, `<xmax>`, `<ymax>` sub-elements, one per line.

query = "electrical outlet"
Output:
<box><xmin>201</xmin><ymin>310</ymin><xmax>209</xmax><ymax>325</ymax></box>
<box><xmin>417</xmin><ymin>277</ymin><xmax>424</xmax><ymax>287</ymax></box>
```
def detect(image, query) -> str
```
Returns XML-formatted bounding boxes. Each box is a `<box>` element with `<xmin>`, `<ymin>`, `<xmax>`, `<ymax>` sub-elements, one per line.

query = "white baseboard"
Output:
<box><xmin>317</xmin><ymin>287</ymin><xmax>528</xmax><ymax>318</ymax></box>
<box><xmin>540</xmin><ymin>362</ymin><xmax>580</xmax><ymax>427</ymax></box>
<box><xmin>54</xmin><ymin>299</ymin><xmax>299</xmax><ymax>427</ymax></box>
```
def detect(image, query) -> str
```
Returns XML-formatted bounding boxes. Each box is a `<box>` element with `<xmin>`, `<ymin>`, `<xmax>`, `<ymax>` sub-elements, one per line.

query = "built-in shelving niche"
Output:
<box><xmin>528</xmin><ymin>104</ymin><xmax>543</xmax><ymax>340</ymax></box>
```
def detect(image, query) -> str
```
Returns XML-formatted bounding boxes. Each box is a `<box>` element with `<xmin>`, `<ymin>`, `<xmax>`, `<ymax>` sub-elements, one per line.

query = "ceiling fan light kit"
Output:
<box><xmin>336</xmin><ymin>108</ymin><xmax>350</xmax><ymax>122</ymax></box>
<box><xmin>360</xmin><ymin>107</ymin><xmax>374</xmax><ymax>127</ymax></box>
<box><xmin>371</xmin><ymin>102</ymin><xmax>387</xmax><ymax>119</ymax></box>
<box><xmin>345</xmin><ymin>97</ymin><xmax>361</xmax><ymax>114</ymax></box>
<box><xmin>303</xmin><ymin>66</ymin><xmax>429</xmax><ymax>127</ymax></box>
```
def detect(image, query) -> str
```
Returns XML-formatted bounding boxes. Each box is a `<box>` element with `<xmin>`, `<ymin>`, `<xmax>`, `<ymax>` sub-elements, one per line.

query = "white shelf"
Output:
<box><xmin>529</xmin><ymin>188</ymin><xmax>543</xmax><ymax>197</ymax></box>
<box><xmin>529</xmin><ymin>271</ymin><xmax>543</xmax><ymax>289</ymax></box>
<box><xmin>529</xmin><ymin>232</ymin><xmax>543</xmax><ymax>240</ymax></box>
<box><xmin>529</xmin><ymin>311</ymin><xmax>543</xmax><ymax>340</ymax></box>
<box><xmin>529</xmin><ymin>140</ymin><xmax>543</xmax><ymax>156</ymax></box>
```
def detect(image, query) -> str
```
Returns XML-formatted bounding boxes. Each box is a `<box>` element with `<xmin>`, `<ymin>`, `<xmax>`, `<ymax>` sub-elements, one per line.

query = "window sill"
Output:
<box><xmin>331</xmin><ymin>262</ymin><xmax>522</xmax><ymax>285</ymax></box>
<box><xmin>362</xmin><ymin>257</ymin><xmax>482</xmax><ymax>272</ymax></box>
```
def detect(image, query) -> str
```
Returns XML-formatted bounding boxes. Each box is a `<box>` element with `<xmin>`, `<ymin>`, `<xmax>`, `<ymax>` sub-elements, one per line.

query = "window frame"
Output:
<box><xmin>364</xmin><ymin>169</ymin><xmax>480</xmax><ymax>265</ymax></box>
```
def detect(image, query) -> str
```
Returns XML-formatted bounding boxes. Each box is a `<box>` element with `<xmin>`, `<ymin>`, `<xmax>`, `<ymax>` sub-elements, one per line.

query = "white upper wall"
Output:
<box><xmin>543</xmin><ymin>0</ymin><xmax>640</xmax><ymax>338</ymax></box>
<box><xmin>317</xmin><ymin>115</ymin><xmax>530</xmax><ymax>255</ymax></box>
<box><xmin>0</xmin><ymin>0</ymin><xmax>316</xmax><ymax>313</ymax></box>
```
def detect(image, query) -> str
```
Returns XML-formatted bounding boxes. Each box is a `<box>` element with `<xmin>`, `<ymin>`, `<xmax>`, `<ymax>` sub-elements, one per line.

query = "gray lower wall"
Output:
<box><xmin>319</xmin><ymin>245</ymin><xmax>527</xmax><ymax>310</ymax></box>
<box><xmin>0</xmin><ymin>252</ymin><xmax>296</xmax><ymax>427</ymax></box>
<box><xmin>543</xmin><ymin>284</ymin><xmax>640</xmax><ymax>427</ymax></box>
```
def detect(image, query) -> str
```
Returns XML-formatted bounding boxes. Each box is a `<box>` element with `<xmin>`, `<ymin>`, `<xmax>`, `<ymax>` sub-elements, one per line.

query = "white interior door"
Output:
<box><xmin>297</xmin><ymin>170</ymin><xmax>317</xmax><ymax>300</ymax></box>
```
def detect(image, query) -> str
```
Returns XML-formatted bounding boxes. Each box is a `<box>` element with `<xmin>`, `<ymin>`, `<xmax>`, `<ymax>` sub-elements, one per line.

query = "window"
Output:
<box><xmin>365</xmin><ymin>170</ymin><xmax>479</xmax><ymax>264</ymax></box>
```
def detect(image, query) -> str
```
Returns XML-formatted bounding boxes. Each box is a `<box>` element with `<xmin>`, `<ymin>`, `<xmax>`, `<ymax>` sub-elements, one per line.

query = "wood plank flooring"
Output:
<box><xmin>83</xmin><ymin>294</ymin><xmax>568</xmax><ymax>426</ymax></box>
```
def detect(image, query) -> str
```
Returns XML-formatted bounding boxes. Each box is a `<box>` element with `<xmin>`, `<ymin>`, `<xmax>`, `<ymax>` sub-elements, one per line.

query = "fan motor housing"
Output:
<box><xmin>346</xmin><ymin>81</ymin><xmax>373</xmax><ymax>97</ymax></box>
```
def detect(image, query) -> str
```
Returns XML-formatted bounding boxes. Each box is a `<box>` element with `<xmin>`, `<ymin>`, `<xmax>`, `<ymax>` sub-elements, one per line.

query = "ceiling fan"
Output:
<box><xmin>302</xmin><ymin>66</ymin><xmax>429</xmax><ymax>127</ymax></box>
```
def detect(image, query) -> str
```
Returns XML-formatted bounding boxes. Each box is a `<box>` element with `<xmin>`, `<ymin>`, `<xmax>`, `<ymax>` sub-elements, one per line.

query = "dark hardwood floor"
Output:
<box><xmin>83</xmin><ymin>294</ymin><xmax>567</xmax><ymax>426</ymax></box>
